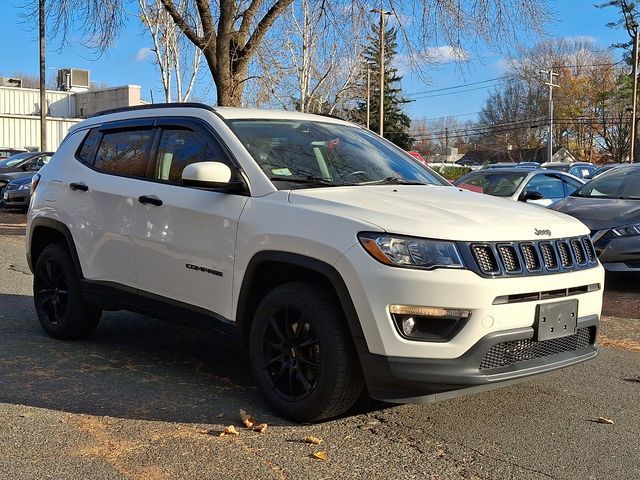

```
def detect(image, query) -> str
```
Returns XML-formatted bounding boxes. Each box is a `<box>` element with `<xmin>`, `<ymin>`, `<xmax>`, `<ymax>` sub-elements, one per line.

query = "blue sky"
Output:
<box><xmin>0</xmin><ymin>1</ymin><xmax>627</xmax><ymax>121</ymax></box>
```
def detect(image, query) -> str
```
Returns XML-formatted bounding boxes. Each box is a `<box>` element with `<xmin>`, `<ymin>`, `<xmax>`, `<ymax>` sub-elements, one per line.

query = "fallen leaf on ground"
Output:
<box><xmin>311</xmin><ymin>451</ymin><xmax>327</xmax><ymax>461</ymax></box>
<box><xmin>239</xmin><ymin>409</ymin><xmax>256</xmax><ymax>428</ymax></box>
<box><xmin>253</xmin><ymin>423</ymin><xmax>268</xmax><ymax>433</ymax></box>
<box><xmin>219</xmin><ymin>425</ymin><xmax>240</xmax><ymax>436</ymax></box>
<box><xmin>435</xmin><ymin>448</ymin><xmax>446</xmax><ymax>458</ymax></box>
<box><xmin>591</xmin><ymin>417</ymin><xmax>614</xmax><ymax>425</ymax></box>
<box><xmin>304</xmin><ymin>435</ymin><xmax>323</xmax><ymax>445</ymax></box>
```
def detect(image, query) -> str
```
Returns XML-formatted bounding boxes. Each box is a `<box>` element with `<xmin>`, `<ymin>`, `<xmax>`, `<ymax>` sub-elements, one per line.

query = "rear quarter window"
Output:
<box><xmin>76</xmin><ymin>128</ymin><xmax>101</xmax><ymax>164</ymax></box>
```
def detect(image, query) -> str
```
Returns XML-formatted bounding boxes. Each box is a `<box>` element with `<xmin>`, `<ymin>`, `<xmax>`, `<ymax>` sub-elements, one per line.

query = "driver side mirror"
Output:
<box><xmin>519</xmin><ymin>191</ymin><xmax>544</xmax><ymax>202</ymax></box>
<box><xmin>182</xmin><ymin>162</ymin><xmax>246</xmax><ymax>193</ymax></box>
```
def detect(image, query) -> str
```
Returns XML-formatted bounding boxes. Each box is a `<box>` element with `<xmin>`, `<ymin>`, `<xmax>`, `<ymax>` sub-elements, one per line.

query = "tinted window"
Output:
<box><xmin>563</xmin><ymin>177</ymin><xmax>583</xmax><ymax>196</ymax></box>
<box><xmin>77</xmin><ymin>128</ymin><xmax>101</xmax><ymax>164</ymax></box>
<box><xmin>569</xmin><ymin>165</ymin><xmax>596</xmax><ymax>179</ymax></box>
<box><xmin>0</xmin><ymin>152</ymin><xmax>33</xmax><ymax>168</ymax></box>
<box><xmin>574</xmin><ymin>166</ymin><xmax>640</xmax><ymax>199</ymax></box>
<box><xmin>153</xmin><ymin>128</ymin><xmax>228</xmax><ymax>183</ymax></box>
<box><xmin>523</xmin><ymin>174</ymin><xmax>564</xmax><ymax>198</ymax></box>
<box><xmin>94</xmin><ymin>129</ymin><xmax>154</xmax><ymax>177</ymax></box>
<box><xmin>456</xmin><ymin>172</ymin><xmax>527</xmax><ymax>197</ymax></box>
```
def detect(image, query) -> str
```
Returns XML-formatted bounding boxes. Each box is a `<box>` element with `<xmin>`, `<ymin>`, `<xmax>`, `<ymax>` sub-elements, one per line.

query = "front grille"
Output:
<box><xmin>520</xmin><ymin>243</ymin><xmax>541</xmax><ymax>271</ymax></box>
<box><xmin>571</xmin><ymin>239</ymin><xmax>586</xmax><ymax>265</ymax></box>
<box><xmin>472</xmin><ymin>245</ymin><xmax>499</xmax><ymax>274</ymax></box>
<box><xmin>479</xmin><ymin>327</ymin><xmax>595</xmax><ymax>371</ymax></box>
<box><xmin>467</xmin><ymin>236</ymin><xmax>596</xmax><ymax>277</ymax></box>
<box><xmin>497</xmin><ymin>245</ymin><xmax>520</xmax><ymax>273</ymax></box>
<box><xmin>539</xmin><ymin>242</ymin><xmax>558</xmax><ymax>269</ymax></box>
<box><xmin>582</xmin><ymin>237</ymin><xmax>596</xmax><ymax>262</ymax></box>
<box><xmin>557</xmin><ymin>241</ymin><xmax>573</xmax><ymax>268</ymax></box>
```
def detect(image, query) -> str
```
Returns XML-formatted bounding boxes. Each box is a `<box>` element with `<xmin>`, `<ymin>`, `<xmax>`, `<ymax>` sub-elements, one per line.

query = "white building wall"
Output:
<box><xmin>0</xmin><ymin>86</ymin><xmax>76</xmax><ymax>118</ymax></box>
<box><xmin>0</xmin><ymin>114</ymin><xmax>80</xmax><ymax>151</ymax></box>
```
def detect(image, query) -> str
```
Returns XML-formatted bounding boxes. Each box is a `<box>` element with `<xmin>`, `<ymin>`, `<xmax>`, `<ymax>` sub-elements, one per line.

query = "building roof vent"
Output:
<box><xmin>57</xmin><ymin>68</ymin><xmax>90</xmax><ymax>92</ymax></box>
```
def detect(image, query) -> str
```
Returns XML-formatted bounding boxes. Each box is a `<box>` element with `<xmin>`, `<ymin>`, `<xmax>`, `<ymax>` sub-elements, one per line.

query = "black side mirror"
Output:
<box><xmin>520</xmin><ymin>191</ymin><xmax>544</xmax><ymax>202</ymax></box>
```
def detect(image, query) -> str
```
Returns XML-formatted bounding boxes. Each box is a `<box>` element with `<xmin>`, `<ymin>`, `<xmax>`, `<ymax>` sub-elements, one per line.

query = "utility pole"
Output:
<box><xmin>366</xmin><ymin>64</ymin><xmax>370</xmax><ymax>130</ymax></box>
<box><xmin>371</xmin><ymin>8</ymin><xmax>391</xmax><ymax>137</ymax></box>
<box><xmin>444</xmin><ymin>127</ymin><xmax>449</xmax><ymax>159</ymax></box>
<box><xmin>540</xmin><ymin>69</ymin><xmax>559</xmax><ymax>164</ymax></box>
<box><xmin>631</xmin><ymin>22</ymin><xmax>639</xmax><ymax>163</ymax></box>
<box><xmin>39</xmin><ymin>0</ymin><xmax>46</xmax><ymax>151</ymax></box>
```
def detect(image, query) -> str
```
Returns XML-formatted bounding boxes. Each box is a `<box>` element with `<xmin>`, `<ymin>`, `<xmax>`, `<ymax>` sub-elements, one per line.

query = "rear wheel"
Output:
<box><xmin>33</xmin><ymin>244</ymin><xmax>101</xmax><ymax>340</ymax></box>
<box><xmin>249</xmin><ymin>281</ymin><xmax>364</xmax><ymax>422</ymax></box>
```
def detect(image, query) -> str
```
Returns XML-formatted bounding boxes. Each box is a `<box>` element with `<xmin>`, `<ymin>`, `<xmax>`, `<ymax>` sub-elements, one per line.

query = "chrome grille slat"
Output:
<box><xmin>468</xmin><ymin>235</ymin><xmax>596</xmax><ymax>277</ymax></box>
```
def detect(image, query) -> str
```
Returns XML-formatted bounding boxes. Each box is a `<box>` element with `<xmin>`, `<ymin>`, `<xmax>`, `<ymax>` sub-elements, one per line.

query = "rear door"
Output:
<box><xmin>132</xmin><ymin>118</ymin><xmax>248</xmax><ymax>320</ymax></box>
<box><xmin>68</xmin><ymin>121</ymin><xmax>156</xmax><ymax>289</ymax></box>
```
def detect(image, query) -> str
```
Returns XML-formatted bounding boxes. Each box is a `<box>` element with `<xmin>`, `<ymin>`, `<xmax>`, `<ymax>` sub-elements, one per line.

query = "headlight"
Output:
<box><xmin>17</xmin><ymin>183</ymin><xmax>30</xmax><ymax>191</ymax></box>
<box><xmin>611</xmin><ymin>224</ymin><xmax>640</xmax><ymax>237</ymax></box>
<box><xmin>358</xmin><ymin>232</ymin><xmax>464</xmax><ymax>269</ymax></box>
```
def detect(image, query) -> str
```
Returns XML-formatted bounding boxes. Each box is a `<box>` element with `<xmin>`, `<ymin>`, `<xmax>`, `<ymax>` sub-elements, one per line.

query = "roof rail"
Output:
<box><xmin>91</xmin><ymin>102</ymin><xmax>216</xmax><ymax>118</ymax></box>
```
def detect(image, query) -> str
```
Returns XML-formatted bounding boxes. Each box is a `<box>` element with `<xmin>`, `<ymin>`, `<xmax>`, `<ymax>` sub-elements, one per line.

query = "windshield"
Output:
<box><xmin>228</xmin><ymin>119</ymin><xmax>449</xmax><ymax>189</ymax></box>
<box><xmin>455</xmin><ymin>171</ymin><xmax>528</xmax><ymax>197</ymax></box>
<box><xmin>0</xmin><ymin>152</ymin><xmax>32</xmax><ymax>168</ymax></box>
<box><xmin>573</xmin><ymin>166</ymin><xmax>640</xmax><ymax>199</ymax></box>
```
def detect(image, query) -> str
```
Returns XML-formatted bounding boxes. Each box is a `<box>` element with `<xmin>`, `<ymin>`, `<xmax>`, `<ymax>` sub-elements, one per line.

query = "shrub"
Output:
<box><xmin>429</xmin><ymin>165</ymin><xmax>472</xmax><ymax>181</ymax></box>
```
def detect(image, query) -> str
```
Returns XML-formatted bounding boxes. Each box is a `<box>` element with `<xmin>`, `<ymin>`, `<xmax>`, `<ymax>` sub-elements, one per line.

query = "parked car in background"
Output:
<box><xmin>454</xmin><ymin>168</ymin><xmax>584</xmax><ymax>206</ymax></box>
<box><xmin>516</xmin><ymin>162</ymin><xmax>541</xmax><ymax>169</ymax></box>
<box><xmin>585</xmin><ymin>163</ymin><xmax>621</xmax><ymax>179</ymax></box>
<box><xmin>550</xmin><ymin>164</ymin><xmax>640</xmax><ymax>272</ymax></box>
<box><xmin>0</xmin><ymin>151</ymin><xmax>53</xmax><ymax>173</ymax></box>
<box><xmin>0</xmin><ymin>175</ymin><xmax>34</xmax><ymax>210</ymax></box>
<box><xmin>0</xmin><ymin>155</ymin><xmax>51</xmax><ymax>204</ymax></box>
<box><xmin>455</xmin><ymin>157</ymin><xmax>484</xmax><ymax>167</ymax></box>
<box><xmin>542</xmin><ymin>161</ymin><xmax>597</xmax><ymax>179</ymax></box>
<box><xmin>405</xmin><ymin>151</ymin><xmax>428</xmax><ymax>165</ymax></box>
<box><xmin>478</xmin><ymin>162</ymin><xmax>517</xmax><ymax>170</ymax></box>
<box><xmin>0</xmin><ymin>147</ymin><xmax>28</xmax><ymax>160</ymax></box>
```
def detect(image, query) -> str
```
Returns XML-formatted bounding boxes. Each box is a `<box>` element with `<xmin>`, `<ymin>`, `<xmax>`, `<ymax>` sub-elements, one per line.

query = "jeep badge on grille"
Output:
<box><xmin>534</xmin><ymin>228</ymin><xmax>552</xmax><ymax>236</ymax></box>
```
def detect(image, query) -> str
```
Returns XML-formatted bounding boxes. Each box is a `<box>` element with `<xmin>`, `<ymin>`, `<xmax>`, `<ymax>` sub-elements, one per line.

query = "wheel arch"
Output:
<box><xmin>235</xmin><ymin>251</ymin><xmax>366</xmax><ymax>345</ymax></box>
<box><xmin>28</xmin><ymin>217</ymin><xmax>83</xmax><ymax>278</ymax></box>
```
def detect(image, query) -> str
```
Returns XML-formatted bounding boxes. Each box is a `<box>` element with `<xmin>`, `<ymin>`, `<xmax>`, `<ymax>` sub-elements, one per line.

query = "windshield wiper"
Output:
<box><xmin>619</xmin><ymin>195</ymin><xmax>640</xmax><ymax>200</ymax></box>
<box><xmin>359</xmin><ymin>176</ymin><xmax>427</xmax><ymax>186</ymax></box>
<box><xmin>269</xmin><ymin>175</ymin><xmax>354</xmax><ymax>187</ymax></box>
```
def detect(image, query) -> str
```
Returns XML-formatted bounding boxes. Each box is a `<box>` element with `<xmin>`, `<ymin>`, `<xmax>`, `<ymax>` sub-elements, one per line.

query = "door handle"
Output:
<box><xmin>138</xmin><ymin>195</ymin><xmax>163</xmax><ymax>207</ymax></box>
<box><xmin>69</xmin><ymin>182</ymin><xmax>89</xmax><ymax>192</ymax></box>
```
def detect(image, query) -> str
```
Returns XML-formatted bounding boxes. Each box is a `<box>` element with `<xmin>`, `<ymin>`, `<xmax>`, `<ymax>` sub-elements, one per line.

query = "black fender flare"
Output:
<box><xmin>28</xmin><ymin>217</ymin><xmax>84</xmax><ymax>278</ymax></box>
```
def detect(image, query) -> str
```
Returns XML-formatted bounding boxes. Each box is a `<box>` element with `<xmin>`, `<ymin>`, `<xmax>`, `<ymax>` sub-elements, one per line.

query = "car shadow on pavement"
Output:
<box><xmin>0</xmin><ymin>293</ymin><xmax>290</xmax><ymax>426</ymax></box>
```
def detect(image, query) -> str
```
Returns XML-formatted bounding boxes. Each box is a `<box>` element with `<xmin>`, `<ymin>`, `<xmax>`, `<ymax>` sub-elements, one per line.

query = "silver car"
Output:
<box><xmin>454</xmin><ymin>168</ymin><xmax>584</xmax><ymax>207</ymax></box>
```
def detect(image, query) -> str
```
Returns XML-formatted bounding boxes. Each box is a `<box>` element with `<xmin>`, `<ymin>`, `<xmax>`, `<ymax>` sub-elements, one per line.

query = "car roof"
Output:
<box><xmin>86</xmin><ymin>102</ymin><xmax>353</xmax><ymax>128</ymax></box>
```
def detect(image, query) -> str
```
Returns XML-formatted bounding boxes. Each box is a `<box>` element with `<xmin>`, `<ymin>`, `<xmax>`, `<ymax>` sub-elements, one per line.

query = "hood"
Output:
<box><xmin>551</xmin><ymin>196</ymin><xmax>640</xmax><ymax>230</ymax></box>
<box><xmin>288</xmin><ymin>185</ymin><xmax>589</xmax><ymax>242</ymax></box>
<box><xmin>0</xmin><ymin>171</ymin><xmax>33</xmax><ymax>183</ymax></box>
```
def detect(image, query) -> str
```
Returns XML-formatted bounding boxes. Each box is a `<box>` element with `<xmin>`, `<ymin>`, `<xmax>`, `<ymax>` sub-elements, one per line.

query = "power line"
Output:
<box><xmin>406</xmin><ymin>76</ymin><xmax>512</xmax><ymax>96</ymax></box>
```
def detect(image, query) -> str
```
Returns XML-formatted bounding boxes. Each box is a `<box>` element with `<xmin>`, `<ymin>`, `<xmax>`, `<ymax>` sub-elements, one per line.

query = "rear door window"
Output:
<box><xmin>523</xmin><ymin>174</ymin><xmax>564</xmax><ymax>199</ymax></box>
<box><xmin>94</xmin><ymin>129</ymin><xmax>155</xmax><ymax>178</ymax></box>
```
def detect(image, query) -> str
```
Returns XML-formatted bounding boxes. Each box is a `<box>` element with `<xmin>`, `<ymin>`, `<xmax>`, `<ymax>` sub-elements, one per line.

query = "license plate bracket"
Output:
<box><xmin>535</xmin><ymin>299</ymin><xmax>578</xmax><ymax>341</ymax></box>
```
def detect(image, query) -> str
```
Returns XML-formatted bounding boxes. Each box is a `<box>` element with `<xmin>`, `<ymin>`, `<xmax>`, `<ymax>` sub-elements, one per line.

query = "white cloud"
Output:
<box><xmin>134</xmin><ymin>47</ymin><xmax>154</xmax><ymax>62</ymax></box>
<box><xmin>563</xmin><ymin>35</ymin><xmax>597</xmax><ymax>44</ymax></box>
<box><xmin>423</xmin><ymin>46</ymin><xmax>470</xmax><ymax>63</ymax></box>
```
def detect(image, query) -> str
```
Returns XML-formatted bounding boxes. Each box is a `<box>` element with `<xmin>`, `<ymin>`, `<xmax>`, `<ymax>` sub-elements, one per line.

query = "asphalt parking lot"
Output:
<box><xmin>1</xmin><ymin>210</ymin><xmax>639</xmax><ymax>480</ymax></box>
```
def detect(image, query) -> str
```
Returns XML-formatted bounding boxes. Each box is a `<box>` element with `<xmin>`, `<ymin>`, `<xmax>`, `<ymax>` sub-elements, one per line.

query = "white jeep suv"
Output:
<box><xmin>26</xmin><ymin>104</ymin><xmax>604</xmax><ymax>422</ymax></box>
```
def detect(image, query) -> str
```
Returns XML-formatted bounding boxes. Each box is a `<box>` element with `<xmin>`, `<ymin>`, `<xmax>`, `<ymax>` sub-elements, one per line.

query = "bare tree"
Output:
<box><xmin>139</xmin><ymin>0</ymin><xmax>202</xmax><ymax>102</ymax></box>
<box><xmin>29</xmin><ymin>0</ymin><xmax>553</xmax><ymax>107</ymax></box>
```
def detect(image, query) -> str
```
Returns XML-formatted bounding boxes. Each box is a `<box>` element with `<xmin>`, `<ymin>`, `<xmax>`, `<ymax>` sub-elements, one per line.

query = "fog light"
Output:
<box><xmin>390</xmin><ymin>304</ymin><xmax>471</xmax><ymax>342</ymax></box>
<box><xmin>401</xmin><ymin>317</ymin><xmax>416</xmax><ymax>336</ymax></box>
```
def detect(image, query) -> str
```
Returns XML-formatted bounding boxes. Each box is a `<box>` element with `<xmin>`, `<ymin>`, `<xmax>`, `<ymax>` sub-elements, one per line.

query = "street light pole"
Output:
<box><xmin>631</xmin><ymin>23</ymin><xmax>639</xmax><ymax>163</ymax></box>
<box><xmin>540</xmin><ymin>69</ymin><xmax>559</xmax><ymax>163</ymax></box>
<box><xmin>371</xmin><ymin>9</ymin><xmax>391</xmax><ymax>137</ymax></box>
<box><xmin>39</xmin><ymin>0</ymin><xmax>46</xmax><ymax>151</ymax></box>
<box><xmin>366</xmin><ymin>64</ymin><xmax>370</xmax><ymax>130</ymax></box>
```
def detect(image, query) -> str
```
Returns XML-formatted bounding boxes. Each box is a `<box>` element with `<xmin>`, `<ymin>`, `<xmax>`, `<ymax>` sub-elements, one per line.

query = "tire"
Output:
<box><xmin>249</xmin><ymin>281</ymin><xmax>364</xmax><ymax>422</ymax></box>
<box><xmin>33</xmin><ymin>243</ymin><xmax>102</xmax><ymax>340</ymax></box>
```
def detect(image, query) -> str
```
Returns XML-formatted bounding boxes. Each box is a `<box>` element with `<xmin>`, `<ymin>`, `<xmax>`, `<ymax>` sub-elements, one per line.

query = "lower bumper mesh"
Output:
<box><xmin>479</xmin><ymin>327</ymin><xmax>595</xmax><ymax>371</ymax></box>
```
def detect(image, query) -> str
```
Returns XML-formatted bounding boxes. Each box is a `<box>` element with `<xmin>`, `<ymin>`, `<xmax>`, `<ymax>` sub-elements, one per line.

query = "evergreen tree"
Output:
<box><xmin>351</xmin><ymin>25</ymin><xmax>413</xmax><ymax>149</ymax></box>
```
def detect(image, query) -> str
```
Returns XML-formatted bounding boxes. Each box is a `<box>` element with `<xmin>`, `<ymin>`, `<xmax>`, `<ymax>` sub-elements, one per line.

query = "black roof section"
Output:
<box><xmin>92</xmin><ymin>102</ymin><xmax>216</xmax><ymax>118</ymax></box>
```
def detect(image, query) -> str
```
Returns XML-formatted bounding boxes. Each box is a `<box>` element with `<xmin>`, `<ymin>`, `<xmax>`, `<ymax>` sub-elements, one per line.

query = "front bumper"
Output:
<box><xmin>595</xmin><ymin>235</ymin><xmax>640</xmax><ymax>271</ymax></box>
<box><xmin>0</xmin><ymin>189</ymin><xmax>30</xmax><ymax>208</ymax></box>
<box><xmin>360</xmin><ymin>314</ymin><xmax>598</xmax><ymax>402</ymax></box>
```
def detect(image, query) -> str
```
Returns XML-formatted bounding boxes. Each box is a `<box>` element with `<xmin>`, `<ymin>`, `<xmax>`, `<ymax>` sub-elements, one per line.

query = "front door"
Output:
<box><xmin>132</xmin><ymin>119</ymin><xmax>248</xmax><ymax>320</ymax></box>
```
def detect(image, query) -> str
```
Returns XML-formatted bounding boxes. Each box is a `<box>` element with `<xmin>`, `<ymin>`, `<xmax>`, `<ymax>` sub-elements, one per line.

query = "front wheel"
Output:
<box><xmin>249</xmin><ymin>281</ymin><xmax>364</xmax><ymax>422</ymax></box>
<box><xmin>33</xmin><ymin>244</ymin><xmax>102</xmax><ymax>340</ymax></box>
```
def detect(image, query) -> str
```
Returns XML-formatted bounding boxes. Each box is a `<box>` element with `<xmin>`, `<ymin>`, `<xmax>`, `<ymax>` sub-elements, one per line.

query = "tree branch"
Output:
<box><xmin>159</xmin><ymin>0</ymin><xmax>206</xmax><ymax>50</ymax></box>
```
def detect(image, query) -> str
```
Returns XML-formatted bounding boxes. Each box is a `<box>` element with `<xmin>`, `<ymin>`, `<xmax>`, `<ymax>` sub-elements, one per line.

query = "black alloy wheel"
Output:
<box><xmin>33</xmin><ymin>244</ymin><xmax>101</xmax><ymax>340</ymax></box>
<box><xmin>249</xmin><ymin>281</ymin><xmax>364</xmax><ymax>422</ymax></box>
